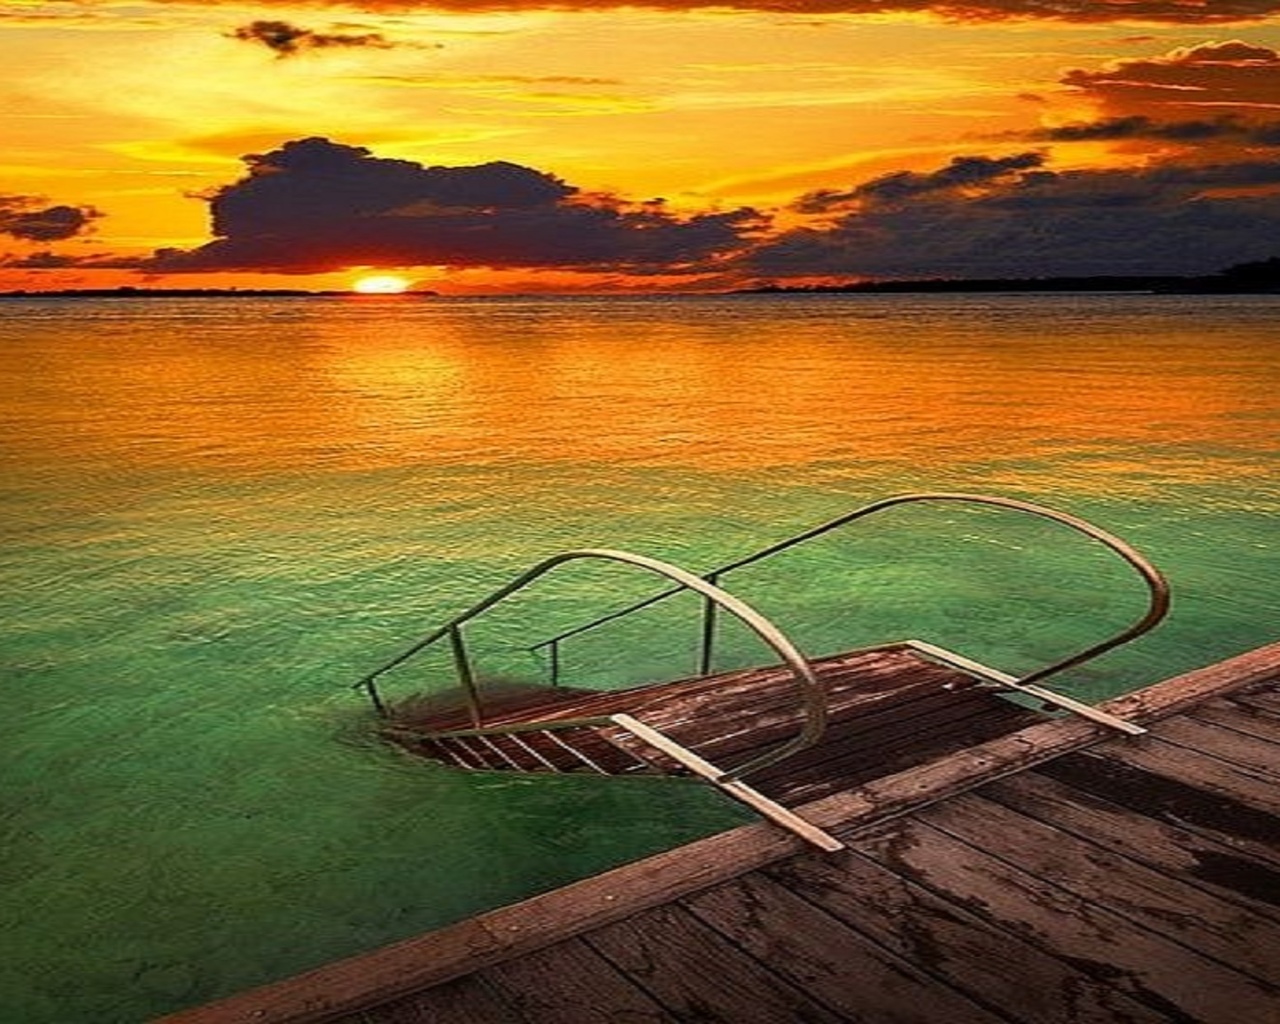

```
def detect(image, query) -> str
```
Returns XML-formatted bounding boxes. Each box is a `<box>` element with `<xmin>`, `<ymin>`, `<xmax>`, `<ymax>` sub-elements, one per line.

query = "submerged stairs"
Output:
<box><xmin>357</xmin><ymin>493</ymin><xmax>1171</xmax><ymax>846</ymax></box>
<box><xmin>382</xmin><ymin>644</ymin><xmax>1046</xmax><ymax>807</ymax></box>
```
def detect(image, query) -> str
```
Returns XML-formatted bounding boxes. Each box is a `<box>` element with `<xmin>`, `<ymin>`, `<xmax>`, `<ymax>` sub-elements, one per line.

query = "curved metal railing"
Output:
<box><xmin>529</xmin><ymin>492</ymin><xmax>1170</xmax><ymax>690</ymax></box>
<box><xmin>353</xmin><ymin>548</ymin><xmax>826</xmax><ymax>779</ymax></box>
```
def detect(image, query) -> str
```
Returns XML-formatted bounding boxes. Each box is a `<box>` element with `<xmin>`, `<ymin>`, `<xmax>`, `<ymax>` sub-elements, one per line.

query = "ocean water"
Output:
<box><xmin>2</xmin><ymin>292</ymin><xmax>1277</xmax><ymax>1021</ymax></box>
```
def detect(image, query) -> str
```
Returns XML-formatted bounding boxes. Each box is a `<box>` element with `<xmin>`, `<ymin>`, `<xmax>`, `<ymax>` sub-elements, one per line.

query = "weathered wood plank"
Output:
<box><xmin>1034</xmin><ymin>751</ymin><xmax>1280</xmax><ymax>870</ymax></box>
<box><xmin>749</xmin><ymin>688</ymin><xmax>1031</xmax><ymax>776</ymax></box>
<box><xmin>1098</xmin><ymin>644</ymin><xmax>1280</xmax><ymax>721</ymax></box>
<box><xmin>753</xmin><ymin>699</ymin><xmax>1040</xmax><ymax>805</ymax></box>
<box><xmin>643</xmin><ymin>672</ymin><xmax>960</xmax><ymax>754</ymax></box>
<box><xmin>478</xmin><ymin>937</ymin><xmax>676</xmax><ymax>1023</ymax></box>
<box><xmin>684</xmin><ymin>871</ymin><xmax>1013</xmax><ymax>1024</ymax></box>
<box><xmin>585</xmin><ymin>903</ymin><xmax>845</xmax><ymax>1023</ymax></box>
<box><xmin>1190</xmin><ymin>699</ymin><xmax>1280</xmax><ymax>743</ymax></box>
<box><xmin>693</xmin><ymin>683</ymin><xmax>994</xmax><ymax>756</ymax></box>
<box><xmin>981</xmin><ymin>770</ymin><xmax>1280</xmax><ymax>918</ymax></box>
<box><xmin>1093</xmin><ymin>735</ymin><xmax>1280</xmax><ymax>816</ymax></box>
<box><xmin>622</xmin><ymin>677</ymin><xmax>947</xmax><ymax>762</ymax></box>
<box><xmin>851</xmin><ymin>816</ymin><xmax>1280</xmax><ymax>1023</ymax></box>
<box><xmin>340</xmin><ymin>975</ymin><xmax>526</xmax><ymax>1024</ymax></box>
<box><xmin>752</xmin><ymin>696</ymin><xmax>1034</xmax><ymax>783</ymax></box>
<box><xmin>804</xmin><ymin>717</ymin><xmax>1109</xmax><ymax>837</ymax></box>
<box><xmin>1149</xmin><ymin>716</ymin><xmax>1280</xmax><ymax>780</ymax></box>
<box><xmin>800</xmin><ymin>642</ymin><xmax>1280</xmax><ymax>838</ymax></box>
<box><xmin>769</xmin><ymin>847</ymin><xmax>1170</xmax><ymax>1024</ymax></box>
<box><xmin>151</xmin><ymin>816</ymin><xmax>809</xmax><ymax>1024</ymax></box>
<box><xmin>1230</xmin><ymin>687</ymin><xmax>1280</xmax><ymax>718</ymax></box>
<box><xmin>923</xmin><ymin>791</ymin><xmax>1280</xmax><ymax>986</ymax></box>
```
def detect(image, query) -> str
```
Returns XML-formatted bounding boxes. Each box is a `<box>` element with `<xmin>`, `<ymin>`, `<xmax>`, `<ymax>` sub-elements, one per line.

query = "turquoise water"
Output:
<box><xmin>2</xmin><ymin>292</ymin><xmax>1277</xmax><ymax>1021</ymax></box>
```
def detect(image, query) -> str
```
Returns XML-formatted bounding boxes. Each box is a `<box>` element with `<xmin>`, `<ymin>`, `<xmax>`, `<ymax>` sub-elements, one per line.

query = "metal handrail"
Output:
<box><xmin>354</xmin><ymin>548</ymin><xmax>826</xmax><ymax>780</ymax></box>
<box><xmin>529</xmin><ymin>492</ymin><xmax>1170</xmax><ymax>689</ymax></box>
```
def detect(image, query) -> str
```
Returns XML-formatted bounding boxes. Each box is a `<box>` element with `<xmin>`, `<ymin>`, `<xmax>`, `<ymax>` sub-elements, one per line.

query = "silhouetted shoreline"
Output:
<box><xmin>0</xmin><ymin>287</ymin><xmax>438</xmax><ymax>299</ymax></box>
<box><xmin>736</xmin><ymin>257</ymin><xmax>1280</xmax><ymax>295</ymax></box>
<box><xmin>737</xmin><ymin>275</ymin><xmax>1179</xmax><ymax>294</ymax></box>
<box><xmin>1</xmin><ymin>257</ymin><xmax>1276</xmax><ymax>298</ymax></box>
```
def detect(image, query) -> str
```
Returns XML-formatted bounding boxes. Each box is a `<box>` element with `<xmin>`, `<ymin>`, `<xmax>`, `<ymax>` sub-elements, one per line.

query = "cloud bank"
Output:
<box><xmin>143</xmin><ymin>137</ymin><xmax>764</xmax><ymax>273</ymax></box>
<box><xmin>1061</xmin><ymin>41</ymin><xmax>1280</xmax><ymax>114</ymax></box>
<box><xmin>747</xmin><ymin>153</ymin><xmax>1280</xmax><ymax>278</ymax></box>
<box><xmin>141</xmin><ymin>130</ymin><xmax>1278</xmax><ymax>282</ymax></box>
<box><xmin>18</xmin><ymin>39</ymin><xmax>1280</xmax><ymax>286</ymax></box>
<box><xmin>1018</xmin><ymin>115</ymin><xmax>1280</xmax><ymax>146</ymax></box>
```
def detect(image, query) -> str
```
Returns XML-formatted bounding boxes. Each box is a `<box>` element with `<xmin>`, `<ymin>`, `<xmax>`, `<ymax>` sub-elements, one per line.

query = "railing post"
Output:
<box><xmin>364</xmin><ymin>679</ymin><xmax>388</xmax><ymax>717</ymax></box>
<box><xmin>698</xmin><ymin>572</ymin><xmax>720</xmax><ymax>676</ymax></box>
<box><xmin>549</xmin><ymin>639</ymin><xmax>561</xmax><ymax>687</ymax></box>
<box><xmin>449</xmin><ymin>625</ymin><xmax>484</xmax><ymax>728</ymax></box>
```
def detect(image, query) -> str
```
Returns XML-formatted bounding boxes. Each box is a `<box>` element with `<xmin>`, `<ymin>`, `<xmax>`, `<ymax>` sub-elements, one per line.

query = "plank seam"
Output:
<box><xmin>920</xmin><ymin>798</ymin><xmax>1280</xmax><ymax>987</ymax></box>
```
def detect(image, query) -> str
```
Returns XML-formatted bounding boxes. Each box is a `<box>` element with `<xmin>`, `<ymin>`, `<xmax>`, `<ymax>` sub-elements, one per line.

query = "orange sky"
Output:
<box><xmin>2</xmin><ymin>0</ymin><xmax>1279</xmax><ymax>292</ymax></box>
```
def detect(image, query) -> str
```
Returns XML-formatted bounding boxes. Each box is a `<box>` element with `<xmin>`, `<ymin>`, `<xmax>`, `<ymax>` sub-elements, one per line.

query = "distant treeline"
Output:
<box><xmin>3</xmin><ymin>257</ymin><xmax>1277</xmax><ymax>298</ymax></box>
<box><xmin>738</xmin><ymin>256</ymin><xmax>1280</xmax><ymax>296</ymax></box>
<box><xmin>0</xmin><ymin>287</ymin><xmax>437</xmax><ymax>298</ymax></box>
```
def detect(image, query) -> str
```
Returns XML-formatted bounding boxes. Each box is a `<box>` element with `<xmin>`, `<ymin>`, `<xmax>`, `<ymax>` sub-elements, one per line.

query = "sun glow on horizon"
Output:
<box><xmin>352</xmin><ymin>274</ymin><xmax>412</xmax><ymax>294</ymax></box>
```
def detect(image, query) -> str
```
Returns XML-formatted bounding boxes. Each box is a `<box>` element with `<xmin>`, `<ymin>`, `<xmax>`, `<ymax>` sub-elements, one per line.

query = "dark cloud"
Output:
<box><xmin>1020</xmin><ymin>114</ymin><xmax>1280</xmax><ymax>145</ymax></box>
<box><xmin>795</xmin><ymin>152</ymin><xmax>1046</xmax><ymax>212</ymax></box>
<box><xmin>0</xmin><ymin>251</ymin><xmax>83</xmax><ymax>268</ymax></box>
<box><xmin>0</xmin><ymin>195</ymin><xmax>101</xmax><ymax>241</ymax></box>
<box><xmin>749</xmin><ymin>155</ymin><xmax>1280</xmax><ymax>279</ymax></box>
<box><xmin>229</xmin><ymin>20</ymin><xmax>397</xmax><ymax>57</ymax></box>
<box><xmin>1061</xmin><ymin>41</ymin><xmax>1280</xmax><ymax>115</ymax></box>
<box><xmin>143</xmin><ymin>137</ymin><xmax>764</xmax><ymax>274</ymax></box>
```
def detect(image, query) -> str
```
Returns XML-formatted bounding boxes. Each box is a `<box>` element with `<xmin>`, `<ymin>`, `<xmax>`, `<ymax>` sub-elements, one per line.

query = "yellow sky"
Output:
<box><xmin>3</xmin><ymin>0</ymin><xmax>1279</xmax><ymax>291</ymax></box>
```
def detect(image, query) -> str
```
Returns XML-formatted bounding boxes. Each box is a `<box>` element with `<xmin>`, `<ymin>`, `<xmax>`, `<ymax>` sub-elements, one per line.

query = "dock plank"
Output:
<box><xmin>981</xmin><ymin>770</ymin><xmax>1280</xmax><ymax>918</ymax></box>
<box><xmin>684</xmin><ymin>871</ymin><xmax>1009</xmax><ymax>1024</ymax></box>
<box><xmin>1231</xmin><ymin>688</ymin><xmax>1280</xmax><ymax>718</ymax></box>
<box><xmin>769</xmin><ymin>847</ymin><xmax>1170</xmax><ymax>1024</ymax></box>
<box><xmin>1189</xmin><ymin>700</ymin><xmax>1280</xmax><ymax>743</ymax></box>
<box><xmin>1098</xmin><ymin>646</ymin><xmax>1280</xmax><ymax>722</ymax></box>
<box><xmin>752</xmin><ymin>701</ymin><xmax>1041</xmax><ymax>805</ymax></box>
<box><xmin>585</xmin><ymin>903</ymin><xmax>845</xmax><ymax>1024</ymax></box>
<box><xmin>642</xmin><ymin>668</ymin><xmax>963</xmax><ymax>752</ymax></box>
<box><xmin>1147</xmin><ymin>716</ymin><xmax>1280</xmax><ymax>780</ymax></box>
<box><xmin>924</xmin><ymin>791</ymin><xmax>1280</xmax><ymax>986</ymax></box>
<box><xmin>1035</xmin><ymin>751</ymin><xmax>1280</xmax><ymax>870</ymax></box>
<box><xmin>851</xmin><ymin>816</ymin><xmax>1280</xmax><ymax>1024</ymax></box>
<box><xmin>1092</xmin><ymin>736</ymin><xmax>1280</xmax><ymax>816</ymax></box>
<box><xmin>623</xmin><ymin>674</ymin><xmax>948</xmax><ymax>762</ymax></box>
<box><xmin>350</xmin><ymin>975</ymin><xmax>528</xmax><ymax>1024</ymax></box>
<box><xmin>477</xmin><ymin>938</ymin><xmax>677</xmax><ymax>1024</ymax></box>
<box><xmin>686</xmin><ymin>870</ymin><xmax>1003</xmax><ymax>1024</ymax></box>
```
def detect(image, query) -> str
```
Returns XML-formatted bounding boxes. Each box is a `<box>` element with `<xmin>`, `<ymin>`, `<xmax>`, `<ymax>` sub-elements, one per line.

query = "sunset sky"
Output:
<box><xmin>3</xmin><ymin>0</ymin><xmax>1279</xmax><ymax>292</ymax></box>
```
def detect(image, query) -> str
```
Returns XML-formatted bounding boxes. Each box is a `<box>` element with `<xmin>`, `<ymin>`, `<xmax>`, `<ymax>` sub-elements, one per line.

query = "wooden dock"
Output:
<box><xmin>157</xmin><ymin>641</ymin><xmax>1280</xmax><ymax>1024</ymax></box>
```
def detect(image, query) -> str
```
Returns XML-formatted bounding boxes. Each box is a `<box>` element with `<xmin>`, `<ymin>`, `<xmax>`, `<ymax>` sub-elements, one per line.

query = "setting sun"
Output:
<box><xmin>352</xmin><ymin>274</ymin><xmax>411</xmax><ymax>294</ymax></box>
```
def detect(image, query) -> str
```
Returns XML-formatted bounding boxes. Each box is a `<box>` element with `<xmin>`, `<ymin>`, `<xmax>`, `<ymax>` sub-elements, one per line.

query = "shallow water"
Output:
<box><xmin>2</xmin><ymin>292</ymin><xmax>1277</xmax><ymax>1020</ymax></box>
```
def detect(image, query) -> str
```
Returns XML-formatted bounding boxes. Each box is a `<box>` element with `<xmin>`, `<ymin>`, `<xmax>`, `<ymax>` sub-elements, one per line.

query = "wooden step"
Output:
<box><xmin>395</xmin><ymin>724</ymin><xmax>672</xmax><ymax>776</ymax></box>
<box><xmin>382</xmin><ymin>643</ymin><xmax>1046</xmax><ymax>799</ymax></box>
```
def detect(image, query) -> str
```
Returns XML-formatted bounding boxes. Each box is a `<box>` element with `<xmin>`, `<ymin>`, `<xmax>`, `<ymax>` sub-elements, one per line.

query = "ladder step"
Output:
<box><xmin>438</xmin><ymin>736</ymin><xmax>499</xmax><ymax>770</ymax></box>
<box><xmin>398</xmin><ymin>722</ymin><xmax>689</xmax><ymax>777</ymax></box>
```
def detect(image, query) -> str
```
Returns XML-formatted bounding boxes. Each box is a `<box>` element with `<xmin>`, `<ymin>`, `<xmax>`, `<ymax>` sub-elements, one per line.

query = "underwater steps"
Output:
<box><xmin>354</xmin><ymin>494</ymin><xmax>1171</xmax><ymax>833</ymax></box>
<box><xmin>381</xmin><ymin>644</ymin><xmax>1046</xmax><ymax>806</ymax></box>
